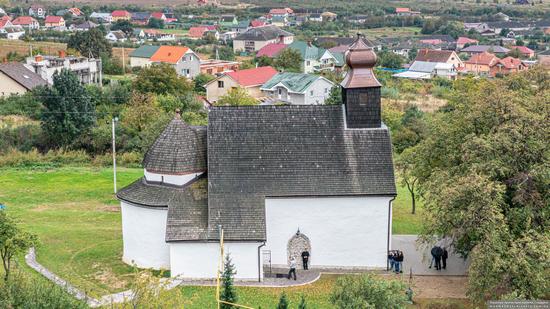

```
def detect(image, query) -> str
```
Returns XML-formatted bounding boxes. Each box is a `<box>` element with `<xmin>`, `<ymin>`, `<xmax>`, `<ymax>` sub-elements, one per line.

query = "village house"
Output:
<box><xmin>393</xmin><ymin>61</ymin><xmax>457</xmax><ymax>80</ymax></box>
<box><xmin>149</xmin><ymin>46</ymin><xmax>201</xmax><ymax>78</ymax></box>
<box><xmin>28</xmin><ymin>4</ymin><xmax>46</xmax><ymax>19</ymax></box>
<box><xmin>395</xmin><ymin>7</ymin><xmax>420</xmax><ymax>16</ymax></box>
<box><xmin>144</xmin><ymin>29</ymin><xmax>175</xmax><ymax>41</ymax></box>
<box><xmin>0</xmin><ymin>62</ymin><xmax>47</xmax><ymax>97</ymax></box>
<box><xmin>44</xmin><ymin>16</ymin><xmax>65</xmax><ymax>29</ymax></box>
<box><xmin>286</xmin><ymin>41</ymin><xmax>339</xmax><ymax>73</ymax></box>
<box><xmin>461</xmin><ymin>45</ymin><xmax>510</xmax><ymax>56</ymax></box>
<box><xmin>271</xmin><ymin>15</ymin><xmax>289</xmax><ymax>27</ymax></box>
<box><xmin>256</xmin><ymin>43</ymin><xmax>287</xmax><ymax>58</ymax></box>
<box><xmin>0</xmin><ymin>27</ymin><xmax>25</xmax><ymax>40</ymax></box>
<box><xmin>56</xmin><ymin>8</ymin><xmax>82</xmax><ymax>17</ymax></box>
<box><xmin>129</xmin><ymin>45</ymin><xmax>160</xmax><ymax>68</ymax></box>
<box><xmin>233</xmin><ymin>25</ymin><xmax>294</xmax><ymax>53</ymax></box>
<box><xmin>321</xmin><ymin>12</ymin><xmax>338</xmax><ymax>22</ymax></box>
<box><xmin>25</xmin><ymin>52</ymin><xmax>102</xmax><ymax>85</ymax></box>
<box><xmin>11</xmin><ymin>16</ymin><xmax>39</xmax><ymax>30</ymax></box>
<box><xmin>219</xmin><ymin>14</ymin><xmax>238</xmax><ymax>28</ymax></box>
<box><xmin>260</xmin><ymin>72</ymin><xmax>335</xmax><ymax>105</ymax></box>
<box><xmin>269</xmin><ymin>8</ymin><xmax>294</xmax><ymax>18</ymax></box>
<box><xmin>231</xmin><ymin>20</ymin><xmax>250</xmax><ymax>34</ymax></box>
<box><xmin>414</xmin><ymin>49</ymin><xmax>464</xmax><ymax>69</ymax></box>
<box><xmin>456</xmin><ymin>37</ymin><xmax>479</xmax><ymax>49</ymax></box>
<box><xmin>111</xmin><ymin>10</ymin><xmax>132</xmax><ymax>22</ymax></box>
<box><xmin>105</xmin><ymin>30</ymin><xmax>127</xmax><ymax>42</ymax></box>
<box><xmin>308</xmin><ymin>13</ymin><xmax>323</xmax><ymax>22</ymax></box>
<box><xmin>250</xmin><ymin>20</ymin><xmax>266</xmax><ymax>28</ymax></box>
<box><xmin>70</xmin><ymin>21</ymin><xmax>98</xmax><ymax>31</ymax></box>
<box><xmin>189</xmin><ymin>25</ymin><xmax>218</xmax><ymax>39</ymax></box>
<box><xmin>498</xmin><ymin>56</ymin><xmax>527</xmax><ymax>74</ymax></box>
<box><xmin>151</xmin><ymin>12</ymin><xmax>167</xmax><ymax>21</ymax></box>
<box><xmin>199</xmin><ymin>59</ymin><xmax>240</xmax><ymax>76</ymax></box>
<box><xmin>117</xmin><ymin>37</ymin><xmax>396</xmax><ymax>280</ymax></box>
<box><xmin>205</xmin><ymin>66</ymin><xmax>277</xmax><ymax>102</ymax></box>
<box><xmin>90</xmin><ymin>12</ymin><xmax>112</xmax><ymax>24</ymax></box>
<box><xmin>131</xmin><ymin>12</ymin><xmax>151</xmax><ymax>26</ymax></box>
<box><xmin>510</xmin><ymin>45</ymin><xmax>535</xmax><ymax>58</ymax></box>
<box><xmin>348</xmin><ymin>15</ymin><xmax>369</xmax><ymax>24</ymax></box>
<box><xmin>463</xmin><ymin>52</ymin><xmax>525</xmax><ymax>77</ymax></box>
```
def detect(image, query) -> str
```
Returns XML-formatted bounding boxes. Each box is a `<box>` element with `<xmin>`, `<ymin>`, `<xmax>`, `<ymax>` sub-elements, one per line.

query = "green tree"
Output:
<box><xmin>330</xmin><ymin>274</ymin><xmax>408</xmax><ymax>309</ymax></box>
<box><xmin>67</xmin><ymin>28</ymin><xmax>112</xmax><ymax>58</ymax></box>
<box><xmin>274</xmin><ymin>48</ymin><xmax>303</xmax><ymax>73</ymax></box>
<box><xmin>411</xmin><ymin>69</ymin><xmax>550</xmax><ymax>301</ymax></box>
<box><xmin>0</xmin><ymin>212</ymin><xmax>37</xmax><ymax>281</ymax></box>
<box><xmin>277</xmin><ymin>292</ymin><xmax>289</xmax><ymax>309</ymax></box>
<box><xmin>147</xmin><ymin>18</ymin><xmax>164</xmax><ymax>29</ymax></box>
<box><xmin>325</xmin><ymin>85</ymin><xmax>342</xmax><ymax>105</ymax></box>
<box><xmin>378</xmin><ymin>51</ymin><xmax>404</xmax><ymax>69</ymax></box>
<box><xmin>193</xmin><ymin>73</ymin><xmax>215</xmax><ymax>94</ymax></box>
<box><xmin>121</xmin><ymin>92</ymin><xmax>161</xmax><ymax>133</ymax></box>
<box><xmin>39</xmin><ymin>70</ymin><xmax>96</xmax><ymax>148</ymax></box>
<box><xmin>216</xmin><ymin>87</ymin><xmax>257</xmax><ymax>106</ymax></box>
<box><xmin>395</xmin><ymin>148</ymin><xmax>419</xmax><ymax>214</ymax></box>
<box><xmin>111</xmin><ymin>20</ymin><xmax>133</xmax><ymax>35</ymax></box>
<box><xmin>220</xmin><ymin>254</ymin><xmax>237</xmax><ymax>309</ymax></box>
<box><xmin>256</xmin><ymin>55</ymin><xmax>274</xmax><ymax>67</ymax></box>
<box><xmin>133</xmin><ymin>63</ymin><xmax>194</xmax><ymax>96</ymax></box>
<box><xmin>212</xmin><ymin>46</ymin><xmax>235</xmax><ymax>61</ymax></box>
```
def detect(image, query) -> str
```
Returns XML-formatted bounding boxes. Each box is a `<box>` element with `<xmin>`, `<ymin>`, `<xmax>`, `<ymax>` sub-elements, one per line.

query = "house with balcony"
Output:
<box><xmin>111</xmin><ymin>10</ymin><xmax>131</xmax><ymax>22</ymax></box>
<box><xmin>199</xmin><ymin>59</ymin><xmax>240</xmax><ymax>76</ymax></box>
<box><xmin>25</xmin><ymin>52</ymin><xmax>102</xmax><ymax>85</ymax></box>
<box><xmin>285</xmin><ymin>41</ymin><xmax>338</xmax><ymax>73</ymax></box>
<box><xmin>260</xmin><ymin>72</ymin><xmax>335</xmax><ymax>105</ymax></box>
<box><xmin>29</xmin><ymin>4</ymin><xmax>46</xmax><ymax>19</ymax></box>
<box><xmin>233</xmin><ymin>25</ymin><xmax>293</xmax><ymax>53</ymax></box>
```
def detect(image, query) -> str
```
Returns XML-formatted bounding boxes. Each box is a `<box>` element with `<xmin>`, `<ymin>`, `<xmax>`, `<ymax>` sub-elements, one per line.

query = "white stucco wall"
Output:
<box><xmin>304</xmin><ymin>78</ymin><xmax>334</xmax><ymax>105</ymax></box>
<box><xmin>170</xmin><ymin>242</ymin><xmax>262</xmax><ymax>280</ymax></box>
<box><xmin>265</xmin><ymin>196</ymin><xmax>392</xmax><ymax>269</ymax></box>
<box><xmin>130</xmin><ymin>57</ymin><xmax>152</xmax><ymax>68</ymax></box>
<box><xmin>144</xmin><ymin>169</ymin><xmax>203</xmax><ymax>186</ymax></box>
<box><xmin>121</xmin><ymin>201</ymin><xmax>170</xmax><ymax>269</ymax></box>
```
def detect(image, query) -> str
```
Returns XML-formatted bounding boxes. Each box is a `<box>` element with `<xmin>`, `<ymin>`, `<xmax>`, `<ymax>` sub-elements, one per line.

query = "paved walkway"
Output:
<box><xmin>391</xmin><ymin>235</ymin><xmax>470</xmax><ymax>276</ymax></box>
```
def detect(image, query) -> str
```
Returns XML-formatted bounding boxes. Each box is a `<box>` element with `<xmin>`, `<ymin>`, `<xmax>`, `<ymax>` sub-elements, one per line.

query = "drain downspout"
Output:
<box><xmin>257</xmin><ymin>241</ymin><xmax>266</xmax><ymax>282</ymax></box>
<box><xmin>387</xmin><ymin>196</ymin><xmax>396</xmax><ymax>271</ymax></box>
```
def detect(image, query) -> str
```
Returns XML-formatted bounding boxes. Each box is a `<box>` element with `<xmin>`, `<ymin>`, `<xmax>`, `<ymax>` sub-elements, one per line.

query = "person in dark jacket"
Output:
<box><xmin>430</xmin><ymin>246</ymin><xmax>443</xmax><ymax>270</ymax></box>
<box><xmin>442</xmin><ymin>247</ymin><xmax>448</xmax><ymax>270</ymax></box>
<box><xmin>301</xmin><ymin>251</ymin><xmax>310</xmax><ymax>270</ymax></box>
<box><xmin>394</xmin><ymin>250</ymin><xmax>404</xmax><ymax>273</ymax></box>
<box><xmin>388</xmin><ymin>251</ymin><xmax>395</xmax><ymax>271</ymax></box>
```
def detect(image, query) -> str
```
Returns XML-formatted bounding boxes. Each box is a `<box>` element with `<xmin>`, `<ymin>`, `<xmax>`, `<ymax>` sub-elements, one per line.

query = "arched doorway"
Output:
<box><xmin>287</xmin><ymin>230</ymin><xmax>311</xmax><ymax>268</ymax></box>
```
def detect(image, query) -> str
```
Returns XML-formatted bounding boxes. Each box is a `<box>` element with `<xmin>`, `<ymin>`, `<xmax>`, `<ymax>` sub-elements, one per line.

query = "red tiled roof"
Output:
<box><xmin>419</xmin><ymin>39</ymin><xmax>443</xmax><ymax>45</ymax></box>
<box><xmin>45</xmin><ymin>16</ymin><xmax>63</xmax><ymax>23</ymax></box>
<box><xmin>150</xmin><ymin>46</ymin><xmax>190</xmax><ymax>64</ymax></box>
<box><xmin>0</xmin><ymin>19</ymin><xmax>11</xmax><ymax>28</ymax></box>
<box><xmin>457</xmin><ymin>37</ymin><xmax>478</xmax><ymax>45</ymax></box>
<box><xmin>250</xmin><ymin>20</ymin><xmax>266</xmax><ymax>27</ymax></box>
<box><xmin>395</xmin><ymin>7</ymin><xmax>411</xmax><ymax>13</ymax></box>
<box><xmin>256</xmin><ymin>43</ymin><xmax>286</xmax><ymax>58</ymax></box>
<box><xmin>68</xmin><ymin>8</ymin><xmax>82</xmax><ymax>16</ymax></box>
<box><xmin>500</xmin><ymin>56</ymin><xmax>523</xmax><ymax>69</ymax></box>
<box><xmin>225</xmin><ymin>66</ymin><xmax>278</xmax><ymax>87</ymax></box>
<box><xmin>112</xmin><ymin>10</ymin><xmax>130</xmax><ymax>17</ymax></box>
<box><xmin>12</xmin><ymin>16</ymin><xmax>37</xmax><ymax>25</ymax></box>
<box><xmin>510</xmin><ymin>45</ymin><xmax>534</xmax><ymax>55</ymax></box>
<box><xmin>465</xmin><ymin>52</ymin><xmax>500</xmax><ymax>66</ymax></box>
<box><xmin>415</xmin><ymin>49</ymin><xmax>455</xmax><ymax>63</ymax></box>
<box><xmin>151</xmin><ymin>12</ymin><xmax>165</xmax><ymax>19</ymax></box>
<box><xmin>189</xmin><ymin>26</ymin><xmax>208</xmax><ymax>38</ymax></box>
<box><xmin>269</xmin><ymin>8</ymin><xmax>293</xmax><ymax>15</ymax></box>
<box><xmin>1</xmin><ymin>15</ymin><xmax>11</xmax><ymax>22</ymax></box>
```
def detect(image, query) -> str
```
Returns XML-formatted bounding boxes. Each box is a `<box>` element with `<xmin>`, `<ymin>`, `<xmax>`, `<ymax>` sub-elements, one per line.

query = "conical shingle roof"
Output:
<box><xmin>143</xmin><ymin>115</ymin><xmax>207</xmax><ymax>175</ymax></box>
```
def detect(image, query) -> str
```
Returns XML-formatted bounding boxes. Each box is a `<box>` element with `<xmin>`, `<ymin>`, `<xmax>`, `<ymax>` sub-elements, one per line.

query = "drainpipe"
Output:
<box><xmin>257</xmin><ymin>241</ymin><xmax>266</xmax><ymax>282</ymax></box>
<box><xmin>387</xmin><ymin>196</ymin><xmax>396</xmax><ymax>271</ymax></box>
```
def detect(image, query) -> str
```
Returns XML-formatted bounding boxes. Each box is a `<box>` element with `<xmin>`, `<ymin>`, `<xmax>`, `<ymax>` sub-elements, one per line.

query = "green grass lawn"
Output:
<box><xmin>0</xmin><ymin>166</ymin><xmax>425</xmax><ymax>298</ymax></box>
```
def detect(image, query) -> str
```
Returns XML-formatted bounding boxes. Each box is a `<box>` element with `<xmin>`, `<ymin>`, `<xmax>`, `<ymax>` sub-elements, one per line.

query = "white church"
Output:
<box><xmin>117</xmin><ymin>36</ymin><xmax>397</xmax><ymax>280</ymax></box>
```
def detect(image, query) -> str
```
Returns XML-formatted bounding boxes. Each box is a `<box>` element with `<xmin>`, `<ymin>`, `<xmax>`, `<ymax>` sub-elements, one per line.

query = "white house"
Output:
<box><xmin>0</xmin><ymin>27</ymin><xmax>25</xmax><ymax>40</ymax></box>
<box><xmin>393</xmin><ymin>61</ymin><xmax>457</xmax><ymax>79</ymax></box>
<box><xmin>117</xmin><ymin>37</ymin><xmax>396</xmax><ymax>280</ymax></box>
<box><xmin>105</xmin><ymin>30</ymin><xmax>126</xmax><ymax>42</ymax></box>
<box><xmin>233</xmin><ymin>25</ymin><xmax>293</xmax><ymax>53</ymax></box>
<box><xmin>285</xmin><ymin>41</ymin><xmax>338</xmax><ymax>73</ymax></box>
<box><xmin>90</xmin><ymin>12</ymin><xmax>112</xmax><ymax>24</ymax></box>
<box><xmin>260</xmin><ymin>72</ymin><xmax>335</xmax><ymax>105</ymax></box>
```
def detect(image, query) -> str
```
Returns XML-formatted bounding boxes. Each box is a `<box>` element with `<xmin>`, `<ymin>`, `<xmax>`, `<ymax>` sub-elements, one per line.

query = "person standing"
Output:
<box><xmin>442</xmin><ymin>247</ymin><xmax>448</xmax><ymax>270</ymax></box>
<box><xmin>301</xmin><ymin>251</ymin><xmax>310</xmax><ymax>270</ymax></box>
<box><xmin>288</xmin><ymin>257</ymin><xmax>297</xmax><ymax>280</ymax></box>
<box><xmin>395</xmin><ymin>250</ymin><xmax>404</xmax><ymax>274</ymax></box>
<box><xmin>388</xmin><ymin>251</ymin><xmax>395</xmax><ymax>271</ymax></box>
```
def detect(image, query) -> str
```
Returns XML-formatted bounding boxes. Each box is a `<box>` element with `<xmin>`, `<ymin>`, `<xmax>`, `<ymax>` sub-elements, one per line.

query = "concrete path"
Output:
<box><xmin>391</xmin><ymin>235</ymin><xmax>470</xmax><ymax>276</ymax></box>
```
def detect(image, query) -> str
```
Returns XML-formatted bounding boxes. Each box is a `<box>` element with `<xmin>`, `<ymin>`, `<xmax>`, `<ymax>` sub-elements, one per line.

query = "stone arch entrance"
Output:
<box><xmin>287</xmin><ymin>230</ymin><xmax>311</xmax><ymax>268</ymax></box>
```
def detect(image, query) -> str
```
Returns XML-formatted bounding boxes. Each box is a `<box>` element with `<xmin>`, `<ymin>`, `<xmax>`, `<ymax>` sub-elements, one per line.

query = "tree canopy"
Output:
<box><xmin>411</xmin><ymin>69</ymin><xmax>550</xmax><ymax>300</ymax></box>
<box><xmin>274</xmin><ymin>48</ymin><xmax>303</xmax><ymax>73</ymax></box>
<box><xmin>216</xmin><ymin>87</ymin><xmax>258</xmax><ymax>106</ymax></box>
<box><xmin>133</xmin><ymin>64</ymin><xmax>194</xmax><ymax>97</ymax></box>
<box><xmin>67</xmin><ymin>28</ymin><xmax>112</xmax><ymax>58</ymax></box>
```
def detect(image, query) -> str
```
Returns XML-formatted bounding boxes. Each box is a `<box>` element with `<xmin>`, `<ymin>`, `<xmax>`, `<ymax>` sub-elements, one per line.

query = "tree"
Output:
<box><xmin>378</xmin><ymin>51</ymin><xmax>404</xmax><ymax>69</ymax></box>
<box><xmin>147</xmin><ymin>18</ymin><xmax>164</xmax><ymax>29</ymax></box>
<box><xmin>256</xmin><ymin>55</ymin><xmax>274</xmax><ymax>67</ymax></box>
<box><xmin>133</xmin><ymin>63</ymin><xmax>194</xmax><ymax>96</ymax></box>
<box><xmin>0</xmin><ymin>212</ymin><xmax>37</xmax><ymax>281</ymax></box>
<box><xmin>395</xmin><ymin>148</ymin><xmax>419</xmax><ymax>214</ymax></box>
<box><xmin>330</xmin><ymin>274</ymin><xmax>408</xmax><ymax>309</ymax></box>
<box><xmin>121</xmin><ymin>92</ymin><xmax>161</xmax><ymax>133</ymax></box>
<box><xmin>39</xmin><ymin>70</ymin><xmax>96</xmax><ymax>148</ymax></box>
<box><xmin>111</xmin><ymin>20</ymin><xmax>133</xmax><ymax>35</ymax></box>
<box><xmin>274</xmin><ymin>48</ymin><xmax>303</xmax><ymax>73</ymax></box>
<box><xmin>193</xmin><ymin>73</ymin><xmax>215</xmax><ymax>94</ymax></box>
<box><xmin>67</xmin><ymin>28</ymin><xmax>112</xmax><ymax>58</ymax></box>
<box><xmin>212</xmin><ymin>46</ymin><xmax>235</xmax><ymax>61</ymax></box>
<box><xmin>220</xmin><ymin>254</ymin><xmax>237</xmax><ymax>309</ymax></box>
<box><xmin>408</xmin><ymin>48</ymin><xmax>418</xmax><ymax>62</ymax></box>
<box><xmin>216</xmin><ymin>87</ymin><xmax>258</xmax><ymax>106</ymax></box>
<box><xmin>411</xmin><ymin>69</ymin><xmax>550</xmax><ymax>301</ymax></box>
<box><xmin>277</xmin><ymin>292</ymin><xmax>289</xmax><ymax>309</ymax></box>
<box><xmin>325</xmin><ymin>85</ymin><xmax>342</xmax><ymax>105</ymax></box>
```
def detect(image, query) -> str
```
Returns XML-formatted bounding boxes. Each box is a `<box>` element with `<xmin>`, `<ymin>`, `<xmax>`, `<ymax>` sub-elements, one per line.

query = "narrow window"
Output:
<box><xmin>218</xmin><ymin>81</ymin><xmax>224</xmax><ymax>88</ymax></box>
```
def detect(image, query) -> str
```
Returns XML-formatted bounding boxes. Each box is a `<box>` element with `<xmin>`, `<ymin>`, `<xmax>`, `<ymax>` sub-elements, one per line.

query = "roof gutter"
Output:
<box><xmin>386</xmin><ymin>196</ymin><xmax>396</xmax><ymax>270</ymax></box>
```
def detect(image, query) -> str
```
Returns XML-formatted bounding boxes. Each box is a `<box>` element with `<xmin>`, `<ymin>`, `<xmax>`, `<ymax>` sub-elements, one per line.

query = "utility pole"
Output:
<box><xmin>112</xmin><ymin>117</ymin><xmax>119</xmax><ymax>193</ymax></box>
<box><xmin>122</xmin><ymin>47</ymin><xmax>125</xmax><ymax>73</ymax></box>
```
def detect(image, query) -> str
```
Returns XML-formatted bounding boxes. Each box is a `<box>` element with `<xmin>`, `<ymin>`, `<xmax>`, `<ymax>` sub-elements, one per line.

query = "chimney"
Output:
<box><xmin>34</xmin><ymin>55</ymin><xmax>43</xmax><ymax>62</ymax></box>
<box><xmin>58</xmin><ymin>50</ymin><xmax>66</xmax><ymax>58</ymax></box>
<box><xmin>340</xmin><ymin>34</ymin><xmax>382</xmax><ymax>129</ymax></box>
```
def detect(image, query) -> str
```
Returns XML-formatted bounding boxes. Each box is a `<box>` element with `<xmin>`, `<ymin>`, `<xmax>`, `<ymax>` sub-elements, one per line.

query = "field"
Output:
<box><xmin>0</xmin><ymin>166</ymin><xmax>424</xmax><ymax>297</ymax></box>
<box><xmin>352</xmin><ymin>27</ymin><xmax>423</xmax><ymax>38</ymax></box>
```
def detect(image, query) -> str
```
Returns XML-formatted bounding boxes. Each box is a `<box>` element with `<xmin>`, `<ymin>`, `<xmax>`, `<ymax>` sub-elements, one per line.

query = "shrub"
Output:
<box><xmin>0</xmin><ymin>93</ymin><xmax>43</xmax><ymax>119</ymax></box>
<box><xmin>381</xmin><ymin>87</ymin><xmax>400</xmax><ymax>99</ymax></box>
<box><xmin>431</xmin><ymin>85</ymin><xmax>451</xmax><ymax>99</ymax></box>
<box><xmin>330</xmin><ymin>274</ymin><xmax>408</xmax><ymax>309</ymax></box>
<box><xmin>0</xmin><ymin>122</ymin><xmax>44</xmax><ymax>153</ymax></box>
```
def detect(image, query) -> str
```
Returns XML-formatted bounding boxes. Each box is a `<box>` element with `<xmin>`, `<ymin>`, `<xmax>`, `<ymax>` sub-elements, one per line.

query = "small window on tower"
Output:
<box><xmin>218</xmin><ymin>81</ymin><xmax>224</xmax><ymax>88</ymax></box>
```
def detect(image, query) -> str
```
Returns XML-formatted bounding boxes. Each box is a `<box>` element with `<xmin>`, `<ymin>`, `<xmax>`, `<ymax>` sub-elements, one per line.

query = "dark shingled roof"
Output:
<box><xmin>0</xmin><ymin>62</ymin><xmax>47</xmax><ymax>90</ymax></box>
<box><xmin>143</xmin><ymin>118</ymin><xmax>207</xmax><ymax>175</ymax></box>
<box><xmin>234</xmin><ymin>25</ymin><xmax>293</xmax><ymax>41</ymax></box>
<box><xmin>166</xmin><ymin>178</ymin><xmax>209</xmax><ymax>241</ymax></box>
<box><xmin>206</xmin><ymin>105</ymin><xmax>396</xmax><ymax>241</ymax></box>
<box><xmin>117</xmin><ymin>178</ymin><xmax>176</xmax><ymax>207</ymax></box>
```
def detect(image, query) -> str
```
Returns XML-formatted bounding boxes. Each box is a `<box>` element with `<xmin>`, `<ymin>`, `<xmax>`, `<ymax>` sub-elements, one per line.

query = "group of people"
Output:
<box><xmin>287</xmin><ymin>250</ymin><xmax>310</xmax><ymax>280</ymax></box>
<box><xmin>388</xmin><ymin>250</ymin><xmax>404</xmax><ymax>273</ymax></box>
<box><xmin>429</xmin><ymin>246</ymin><xmax>448</xmax><ymax>270</ymax></box>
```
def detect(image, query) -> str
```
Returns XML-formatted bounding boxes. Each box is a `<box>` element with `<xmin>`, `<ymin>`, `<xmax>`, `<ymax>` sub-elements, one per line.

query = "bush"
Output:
<box><xmin>381</xmin><ymin>87</ymin><xmax>400</xmax><ymax>99</ymax></box>
<box><xmin>0</xmin><ymin>122</ymin><xmax>44</xmax><ymax>152</ymax></box>
<box><xmin>431</xmin><ymin>85</ymin><xmax>451</xmax><ymax>99</ymax></box>
<box><xmin>0</xmin><ymin>271</ymin><xmax>87</xmax><ymax>308</ymax></box>
<box><xmin>330</xmin><ymin>274</ymin><xmax>408</xmax><ymax>309</ymax></box>
<box><xmin>0</xmin><ymin>93</ymin><xmax>43</xmax><ymax>119</ymax></box>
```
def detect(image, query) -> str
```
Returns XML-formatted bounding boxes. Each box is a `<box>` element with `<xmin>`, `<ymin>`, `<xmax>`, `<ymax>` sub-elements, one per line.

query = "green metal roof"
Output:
<box><xmin>332</xmin><ymin>51</ymin><xmax>345</xmax><ymax>66</ymax></box>
<box><xmin>129</xmin><ymin>45</ymin><xmax>160</xmax><ymax>58</ymax></box>
<box><xmin>287</xmin><ymin>41</ymin><xmax>326</xmax><ymax>60</ymax></box>
<box><xmin>261</xmin><ymin>72</ymin><xmax>321</xmax><ymax>93</ymax></box>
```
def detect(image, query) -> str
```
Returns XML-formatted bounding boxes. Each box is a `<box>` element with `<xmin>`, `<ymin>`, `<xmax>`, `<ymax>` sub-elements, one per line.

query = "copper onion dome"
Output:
<box><xmin>340</xmin><ymin>34</ymin><xmax>381</xmax><ymax>88</ymax></box>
